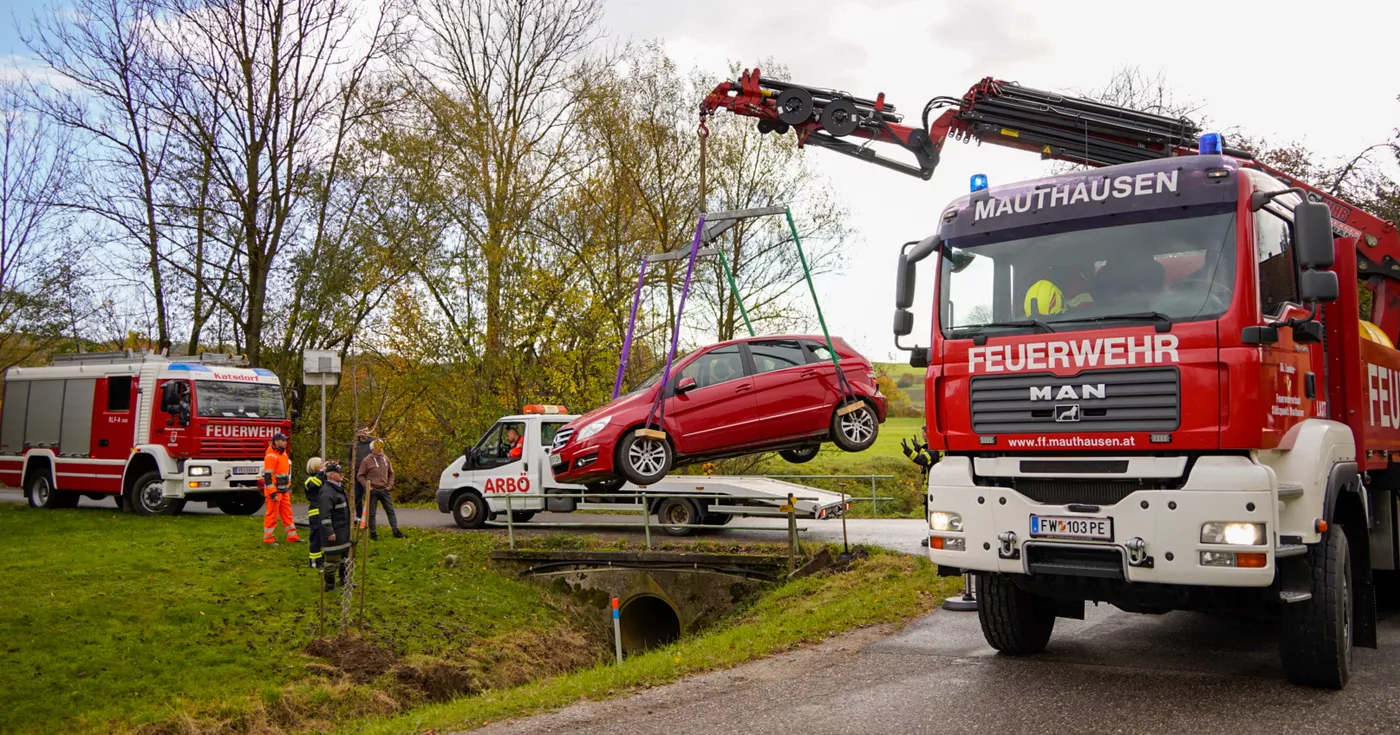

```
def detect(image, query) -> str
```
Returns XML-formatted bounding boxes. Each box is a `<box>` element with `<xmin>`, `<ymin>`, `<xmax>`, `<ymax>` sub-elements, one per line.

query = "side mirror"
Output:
<box><xmin>160</xmin><ymin>383</ymin><xmax>179</xmax><ymax>412</ymax></box>
<box><xmin>909</xmin><ymin>347</ymin><xmax>930</xmax><ymax>369</ymax></box>
<box><xmin>1293</xmin><ymin>200</ymin><xmax>1335</xmax><ymax>269</ymax></box>
<box><xmin>895</xmin><ymin>248</ymin><xmax>916</xmax><ymax>309</ymax></box>
<box><xmin>893</xmin><ymin>308</ymin><xmax>914</xmax><ymax>337</ymax></box>
<box><xmin>464</xmin><ymin>447</ymin><xmax>478</xmax><ymax>468</ymax></box>
<box><xmin>1298</xmin><ymin>269</ymin><xmax>1339</xmax><ymax>303</ymax></box>
<box><xmin>290</xmin><ymin>409</ymin><xmax>300</xmax><ymax>420</ymax></box>
<box><xmin>676</xmin><ymin>376</ymin><xmax>698</xmax><ymax>394</ymax></box>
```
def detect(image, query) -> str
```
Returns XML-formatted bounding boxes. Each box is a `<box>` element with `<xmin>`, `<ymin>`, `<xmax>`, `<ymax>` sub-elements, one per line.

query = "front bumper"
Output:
<box><xmin>925</xmin><ymin>456</ymin><xmax>1280</xmax><ymax>588</ymax></box>
<box><xmin>164</xmin><ymin>460</ymin><xmax>265</xmax><ymax>498</ymax></box>
<box><xmin>551</xmin><ymin>434</ymin><xmax>617</xmax><ymax>483</ymax></box>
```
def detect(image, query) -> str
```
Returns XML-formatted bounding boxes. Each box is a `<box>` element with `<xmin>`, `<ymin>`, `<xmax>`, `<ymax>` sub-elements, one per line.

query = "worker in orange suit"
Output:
<box><xmin>262</xmin><ymin>431</ymin><xmax>300</xmax><ymax>546</ymax></box>
<box><xmin>505</xmin><ymin>426</ymin><xmax>523</xmax><ymax>460</ymax></box>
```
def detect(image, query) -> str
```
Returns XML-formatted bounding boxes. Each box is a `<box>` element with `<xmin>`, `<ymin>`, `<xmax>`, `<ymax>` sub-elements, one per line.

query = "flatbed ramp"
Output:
<box><xmin>572</xmin><ymin>475</ymin><xmax>849</xmax><ymax>520</ymax></box>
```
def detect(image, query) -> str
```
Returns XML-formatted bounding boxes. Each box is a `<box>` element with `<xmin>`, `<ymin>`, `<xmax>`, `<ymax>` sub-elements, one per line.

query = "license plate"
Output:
<box><xmin>550</xmin><ymin>453</ymin><xmax>562</xmax><ymax>465</ymax></box>
<box><xmin>232</xmin><ymin>466</ymin><xmax>258</xmax><ymax>475</ymax></box>
<box><xmin>1030</xmin><ymin>514</ymin><xmax>1113</xmax><ymax>541</ymax></box>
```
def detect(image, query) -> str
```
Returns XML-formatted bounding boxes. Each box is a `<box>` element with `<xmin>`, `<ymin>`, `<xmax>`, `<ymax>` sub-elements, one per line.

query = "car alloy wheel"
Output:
<box><xmin>840</xmin><ymin>406</ymin><xmax>876</xmax><ymax>445</ymax></box>
<box><xmin>627</xmin><ymin>438</ymin><xmax>668</xmax><ymax>477</ymax></box>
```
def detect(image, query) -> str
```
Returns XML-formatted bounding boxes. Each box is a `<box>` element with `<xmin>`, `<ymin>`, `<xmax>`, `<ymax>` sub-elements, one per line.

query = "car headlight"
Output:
<box><xmin>930</xmin><ymin>511</ymin><xmax>963</xmax><ymax>532</ymax></box>
<box><xmin>188</xmin><ymin>465</ymin><xmax>212</xmax><ymax>477</ymax></box>
<box><xmin>576</xmin><ymin>416</ymin><xmax>612</xmax><ymax>441</ymax></box>
<box><xmin>1200</xmin><ymin>522</ymin><xmax>1265</xmax><ymax>546</ymax></box>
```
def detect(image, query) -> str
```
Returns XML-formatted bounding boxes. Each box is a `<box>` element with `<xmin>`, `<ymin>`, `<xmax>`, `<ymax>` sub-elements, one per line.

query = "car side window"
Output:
<box><xmin>541</xmin><ymin>422</ymin><xmax>564</xmax><ymax>448</ymax></box>
<box><xmin>1255</xmin><ymin>208</ymin><xmax>1298</xmax><ymax>317</ymax></box>
<box><xmin>802</xmin><ymin>340</ymin><xmax>834</xmax><ymax>364</ymax></box>
<box><xmin>679</xmin><ymin>346</ymin><xmax>745</xmax><ymax>389</ymax></box>
<box><xmin>749</xmin><ymin>340</ymin><xmax>807</xmax><ymax>374</ymax></box>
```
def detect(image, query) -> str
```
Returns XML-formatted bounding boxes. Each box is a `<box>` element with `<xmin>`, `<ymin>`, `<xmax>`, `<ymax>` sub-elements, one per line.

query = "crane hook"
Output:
<box><xmin>698</xmin><ymin>112</ymin><xmax>711</xmax><ymax>139</ymax></box>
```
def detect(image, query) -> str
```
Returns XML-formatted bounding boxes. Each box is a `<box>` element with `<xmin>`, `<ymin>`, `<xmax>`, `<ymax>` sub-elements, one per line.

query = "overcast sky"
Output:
<box><xmin>5</xmin><ymin>0</ymin><xmax>1399</xmax><ymax>362</ymax></box>
<box><xmin>603</xmin><ymin>0</ymin><xmax>1400</xmax><ymax>361</ymax></box>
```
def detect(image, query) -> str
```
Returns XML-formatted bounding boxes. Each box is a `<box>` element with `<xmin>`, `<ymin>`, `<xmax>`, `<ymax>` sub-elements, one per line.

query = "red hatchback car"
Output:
<box><xmin>550</xmin><ymin>335</ymin><xmax>887</xmax><ymax>487</ymax></box>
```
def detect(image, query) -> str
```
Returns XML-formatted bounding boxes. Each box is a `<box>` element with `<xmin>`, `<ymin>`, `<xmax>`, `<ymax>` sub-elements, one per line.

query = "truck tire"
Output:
<box><xmin>129</xmin><ymin>471</ymin><xmax>177</xmax><ymax>516</ymax></box>
<box><xmin>656</xmin><ymin>497</ymin><xmax>700</xmax><ymax>536</ymax></box>
<box><xmin>779</xmin><ymin>445</ymin><xmax>820</xmax><ymax>464</ymax></box>
<box><xmin>452</xmin><ymin>491</ymin><xmax>489</xmax><ymax>530</ymax></box>
<box><xmin>26</xmin><ymin>468</ymin><xmax>77</xmax><ymax>509</ymax></box>
<box><xmin>977</xmin><ymin>572</ymin><xmax>1055</xmax><ymax>655</ymax></box>
<box><xmin>216</xmin><ymin>495</ymin><xmax>263</xmax><ymax>515</ymax></box>
<box><xmin>1280</xmin><ymin>527</ymin><xmax>1353</xmax><ymax>689</ymax></box>
<box><xmin>617</xmin><ymin>430</ymin><xmax>672</xmax><ymax>486</ymax></box>
<box><xmin>830</xmin><ymin>401</ymin><xmax>878</xmax><ymax>452</ymax></box>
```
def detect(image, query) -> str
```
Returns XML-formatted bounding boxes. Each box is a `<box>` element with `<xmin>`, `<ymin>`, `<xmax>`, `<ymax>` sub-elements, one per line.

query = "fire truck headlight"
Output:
<box><xmin>576</xmin><ymin>416</ymin><xmax>612</xmax><ymax>441</ymax></box>
<box><xmin>1201</xmin><ymin>521</ymin><xmax>1265</xmax><ymax>546</ymax></box>
<box><xmin>930</xmin><ymin>511</ymin><xmax>963</xmax><ymax>532</ymax></box>
<box><xmin>188</xmin><ymin>465</ymin><xmax>212</xmax><ymax>477</ymax></box>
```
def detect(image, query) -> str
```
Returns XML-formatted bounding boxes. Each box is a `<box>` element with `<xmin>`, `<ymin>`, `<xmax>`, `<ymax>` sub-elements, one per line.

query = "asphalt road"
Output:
<box><xmin>0</xmin><ymin>489</ymin><xmax>928</xmax><ymax>554</ymax></box>
<box><xmin>463</xmin><ymin>603</ymin><xmax>1400</xmax><ymax>735</ymax></box>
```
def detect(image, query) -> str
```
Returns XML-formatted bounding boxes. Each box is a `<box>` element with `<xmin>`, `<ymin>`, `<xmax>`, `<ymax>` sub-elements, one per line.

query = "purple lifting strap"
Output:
<box><xmin>611</xmin><ymin>259</ymin><xmax>649</xmax><ymax>400</ymax></box>
<box><xmin>645</xmin><ymin>216</ymin><xmax>707</xmax><ymax>430</ymax></box>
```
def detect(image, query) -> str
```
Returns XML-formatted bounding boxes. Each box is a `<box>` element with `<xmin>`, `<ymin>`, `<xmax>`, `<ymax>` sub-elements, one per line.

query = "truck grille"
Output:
<box><xmin>969</xmin><ymin>368</ymin><xmax>1179</xmax><ymax>434</ymax></box>
<box><xmin>1002</xmin><ymin>479</ymin><xmax>1160</xmax><ymax>506</ymax></box>
<box><xmin>198</xmin><ymin>437</ymin><xmax>267</xmax><ymax>459</ymax></box>
<box><xmin>550</xmin><ymin>428</ymin><xmax>574</xmax><ymax>453</ymax></box>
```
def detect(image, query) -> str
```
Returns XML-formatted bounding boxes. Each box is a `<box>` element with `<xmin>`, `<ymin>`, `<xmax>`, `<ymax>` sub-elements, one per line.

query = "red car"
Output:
<box><xmin>550</xmin><ymin>335</ymin><xmax>887</xmax><ymax>487</ymax></box>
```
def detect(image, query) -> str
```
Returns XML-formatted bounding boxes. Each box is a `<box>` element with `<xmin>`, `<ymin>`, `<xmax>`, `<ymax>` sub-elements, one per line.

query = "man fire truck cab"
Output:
<box><xmin>1</xmin><ymin>351</ymin><xmax>291</xmax><ymax>516</ymax></box>
<box><xmin>702</xmin><ymin>72</ymin><xmax>1400</xmax><ymax>689</ymax></box>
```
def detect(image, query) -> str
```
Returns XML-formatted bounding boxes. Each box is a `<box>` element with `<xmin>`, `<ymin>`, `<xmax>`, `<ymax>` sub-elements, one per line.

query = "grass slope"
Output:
<box><xmin>358</xmin><ymin>550</ymin><xmax>955</xmax><ymax>734</ymax></box>
<box><xmin>0</xmin><ymin>505</ymin><xmax>571</xmax><ymax>734</ymax></box>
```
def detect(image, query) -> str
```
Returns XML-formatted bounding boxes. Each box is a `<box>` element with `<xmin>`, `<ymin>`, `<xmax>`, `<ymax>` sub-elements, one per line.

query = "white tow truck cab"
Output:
<box><xmin>436</xmin><ymin>406</ymin><xmax>848</xmax><ymax>535</ymax></box>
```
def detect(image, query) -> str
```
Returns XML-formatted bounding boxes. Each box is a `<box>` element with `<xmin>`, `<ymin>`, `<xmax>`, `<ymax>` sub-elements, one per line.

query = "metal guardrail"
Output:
<box><xmin>494</xmin><ymin>491</ymin><xmax>826</xmax><ymax>570</ymax></box>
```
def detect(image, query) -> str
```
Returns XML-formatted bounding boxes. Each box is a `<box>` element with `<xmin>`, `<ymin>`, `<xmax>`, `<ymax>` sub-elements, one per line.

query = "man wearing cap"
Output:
<box><xmin>261</xmin><ymin>432</ymin><xmax>300</xmax><ymax>546</ymax></box>
<box><xmin>316</xmin><ymin>461</ymin><xmax>353</xmax><ymax>591</ymax></box>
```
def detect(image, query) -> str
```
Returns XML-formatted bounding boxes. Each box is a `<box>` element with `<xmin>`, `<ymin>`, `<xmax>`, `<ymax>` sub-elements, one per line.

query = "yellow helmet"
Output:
<box><xmin>1024</xmin><ymin>279</ymin><xmax>1066</xmax><ymax>316</ymax></box>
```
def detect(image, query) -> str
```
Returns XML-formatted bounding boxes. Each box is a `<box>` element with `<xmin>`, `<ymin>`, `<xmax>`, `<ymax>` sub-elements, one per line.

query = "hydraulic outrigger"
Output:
<box><xmin>700</xmin><ymin>70</ymin><xmax>1400</xmax><ymax>342</ymax></box>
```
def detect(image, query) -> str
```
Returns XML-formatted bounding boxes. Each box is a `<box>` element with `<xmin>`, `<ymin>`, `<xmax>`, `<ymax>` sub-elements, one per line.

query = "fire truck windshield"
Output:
<box><xmin>194</xmin><ymin>380</ymin><xmax>286</xmax><ymax>419</ymax></box>
<box><xmin>940</xmin><ymin>209</ymin><xmax>1238</xmax><ymax>337</ymax></box>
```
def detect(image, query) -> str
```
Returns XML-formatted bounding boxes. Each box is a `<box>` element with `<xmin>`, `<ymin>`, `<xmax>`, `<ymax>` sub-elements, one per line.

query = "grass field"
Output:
<box><xmin>0</xmin><ymin>504</ymin><xmax>580</xmax><ymax>734</ymax></box>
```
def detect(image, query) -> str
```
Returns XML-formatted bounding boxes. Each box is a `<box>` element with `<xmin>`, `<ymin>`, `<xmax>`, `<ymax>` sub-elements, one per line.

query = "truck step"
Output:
<box><xmin>1279</xmin><ymin>590</ymin><xmax>1313</xmax><ymax>604</ymax></box>
<box><xmin>1276</xmin><ymin>483</ymin><xmax>1304</xmax><ymax>499</ymax></box>
<box><xmin>1275</xmin><ymin>544</ymin><xmax>1307</xmax><ymax>558</ymax></box>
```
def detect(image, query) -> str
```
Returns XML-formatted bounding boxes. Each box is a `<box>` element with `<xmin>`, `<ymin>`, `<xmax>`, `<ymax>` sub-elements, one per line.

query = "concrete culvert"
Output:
<box><xmin>620</xmin><ymin>594</ymin><xmax>681</xmax><ymax>653</ymax></box>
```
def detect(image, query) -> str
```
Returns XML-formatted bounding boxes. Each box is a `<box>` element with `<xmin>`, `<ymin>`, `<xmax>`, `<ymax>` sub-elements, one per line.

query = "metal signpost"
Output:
<box><xmin>302</xmin><ymin>349</ymin><xmax>342</xmax><ymax>459</ymax></box>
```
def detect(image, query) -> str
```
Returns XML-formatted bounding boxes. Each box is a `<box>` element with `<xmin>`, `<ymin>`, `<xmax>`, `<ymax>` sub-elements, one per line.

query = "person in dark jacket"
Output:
<box><xmin>316</xmin><ymin>462</ymin><xmax>354</xmax><ymax>592</ymax></box>
<box><xmin>902</xmin><ymin>426</ymin><xmax>939</xmax><ymax>548</ymax></box>
<box><xmin>349</xmin><ymin>425</ymin><xmax>378</xmax><ymax>522</ymax></box>
<box><xmin>303</xmin><ymin>457</ymin><xmax>326</xmax><ymax>569</ymax></box>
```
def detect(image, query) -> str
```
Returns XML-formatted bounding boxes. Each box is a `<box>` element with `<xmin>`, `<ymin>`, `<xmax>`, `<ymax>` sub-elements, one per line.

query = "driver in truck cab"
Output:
<box><xmin>1023</xmin><ymin>263</ymin><xmax>1094</xmax><ymax>316</ymax></box>
<box><xmin>504</xmin><ymin>426</ymin><xmax>523</xmax><ymax>460</ymax></box>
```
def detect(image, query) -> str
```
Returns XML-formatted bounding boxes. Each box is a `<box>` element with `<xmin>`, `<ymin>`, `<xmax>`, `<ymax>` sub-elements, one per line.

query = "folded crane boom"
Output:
<box><xmin>700</xmin><ymin>69</ymin><xmax>1400</xmax><ymax>341</ymax></box>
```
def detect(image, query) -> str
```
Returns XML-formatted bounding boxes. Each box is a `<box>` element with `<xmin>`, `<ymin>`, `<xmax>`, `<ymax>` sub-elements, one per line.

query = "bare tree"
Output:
<box><xmin>22</xmin><ymin>0</ymin><xmax>177</xmax><ymax>350</ymax></box>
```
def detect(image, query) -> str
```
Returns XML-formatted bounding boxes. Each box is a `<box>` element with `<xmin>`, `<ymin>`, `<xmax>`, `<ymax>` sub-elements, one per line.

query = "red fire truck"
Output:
<box><xmin>703</xmin><ymin>72</ymin><xmax>1400</xmax><ymax>688</ymax></box>
<box><xmin>0</xmin><ymin>351</ymin><xmax>291</xmax><ymax>516</ymax></box>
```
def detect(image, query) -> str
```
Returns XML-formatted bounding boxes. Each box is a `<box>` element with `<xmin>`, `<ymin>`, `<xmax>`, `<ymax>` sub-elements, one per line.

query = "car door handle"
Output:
<box><xmin>801</xmin><ymin>370</ymin><xmax>818</xmax><ymax>378</ymax></box>
<box><xmin>734</xmin><ymin>384</ymin><xmax>752</xmax><ymax>393</ymax></box>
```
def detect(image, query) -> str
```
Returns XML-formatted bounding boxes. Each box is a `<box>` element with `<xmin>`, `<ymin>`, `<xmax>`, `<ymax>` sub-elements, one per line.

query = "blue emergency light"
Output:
<box><xmin>1198</xmin><ymin>132</ymin><xmax>1223</xmax><ymax>155</ymax></box>
<box><xmin>970</xmin><ymin>173</ymin><xmax>989</xmax><ymax>192</ymax></box>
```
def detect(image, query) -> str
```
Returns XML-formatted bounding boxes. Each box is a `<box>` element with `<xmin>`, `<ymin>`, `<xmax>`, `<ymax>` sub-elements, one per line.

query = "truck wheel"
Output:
<box><xmin>216</xmin><ymin>495</ymin><xmax>263</xmax><ymax>515</ymax></box>
<box><xmin>657</xmin><ymin>497</ymin><xmax>700</xmax><ymax>536</ymax></box>
<box><xmin>1280</xmin><ymin>527</ymin><xmax>1353</xmax><ymax>689</ymax></box>
<box><xmin>617</xmin><ymin>430</ymin><xmax>672</xmax><ymax>486</ymax></box>
<box><xmin>830</xmin><ymin>401</ymin><xmax>878</xmax><ymax>452</ymax></box>
<box><xmin>26</xmin><ymin>469</ymin><xmax>76</xmax><ymax>509</ymax></box>
<box><xmin>452</xmin><ymin>491</ymin><xmax>489</xmax><ymax>530</ymax></box>
<box><xmin>129</xmin><ymin>471</ymin><xmax>176</xmax><ymax>516</ymax></box>
<box><xmin>779</xmin><ymin>445</ymin><xmax>820</xmax><ymax>464</ymax></box>
<box><xmin>977</xmin><ymin>572</ymin><xmax>1055</xmax><ymax>655</ymax></box>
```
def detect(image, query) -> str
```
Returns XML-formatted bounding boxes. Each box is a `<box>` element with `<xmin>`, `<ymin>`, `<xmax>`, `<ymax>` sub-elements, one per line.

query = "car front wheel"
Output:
<box><xmin>617</xmin><ymin>430</ymin><xmax>672</xmax><ymax>486</ymax></box>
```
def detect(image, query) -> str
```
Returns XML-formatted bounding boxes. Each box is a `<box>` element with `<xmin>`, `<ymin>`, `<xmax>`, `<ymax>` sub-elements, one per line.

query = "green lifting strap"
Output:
<box><xmin>715</xmin><ymin>246</ymin><xmax>754</xmax><ymax>337</ymax></box>
<box><xmin>784</xmin><ymin>207</ymin><xmax>854</xmax><ymax>401</ymax></box>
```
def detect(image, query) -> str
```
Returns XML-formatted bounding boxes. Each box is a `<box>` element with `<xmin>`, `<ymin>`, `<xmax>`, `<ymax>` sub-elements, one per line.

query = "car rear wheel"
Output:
<box><xmin>779</xmin><ymin>445</ymin><xmax>820</xmax><ymax>464</ymax></box>
<box><xmin>617</xmin><ymin>430</ymin><xmax>672</xmax><ymax>486</ymax></box>
<box><xmin>830</xmin><ymin>401</ymin><xmax>878</xmax><ymax>452</ymax></box>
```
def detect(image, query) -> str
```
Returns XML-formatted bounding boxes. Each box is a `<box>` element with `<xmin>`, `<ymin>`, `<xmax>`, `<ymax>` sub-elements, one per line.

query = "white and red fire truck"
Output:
<box><xmin>0</xmin><ymin>351</ymin><xmax>291</xmax><ymax>515</ymax></box>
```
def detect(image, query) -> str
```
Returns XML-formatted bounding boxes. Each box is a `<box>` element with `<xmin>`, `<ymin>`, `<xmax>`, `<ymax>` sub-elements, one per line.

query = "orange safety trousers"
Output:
<box><xmin>263</xmin><ymin>490</ymin><xmax>299</xmax><ymax>543</ymax></box>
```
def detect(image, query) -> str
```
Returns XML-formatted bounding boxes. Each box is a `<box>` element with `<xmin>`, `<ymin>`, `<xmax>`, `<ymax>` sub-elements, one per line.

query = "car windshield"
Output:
<box><xmin>627</xmin><ymin>350</ymin><xmax>699</xmax><ymax>396</ymax></box>
<box><xmin>194</xmin><ymin>381</ymin><xmax>286</xmax><ymax>419</ymax></box>
<box><xmin>940</xmin><ymin>210</ymin><xmax>1238</xmax><ymax>336</ymax></box>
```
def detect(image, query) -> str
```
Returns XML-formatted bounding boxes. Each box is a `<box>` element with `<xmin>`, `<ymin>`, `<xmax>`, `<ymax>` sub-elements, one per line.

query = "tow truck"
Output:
<box><xmin>703</xmin><ymin>71</ymin><xmax>1400</xmax><ymax>688</ymax></box>
<box><xmin>436</xmin><ymin>405</ymin><xmax>849</xmax><ymax>535</ymax></box>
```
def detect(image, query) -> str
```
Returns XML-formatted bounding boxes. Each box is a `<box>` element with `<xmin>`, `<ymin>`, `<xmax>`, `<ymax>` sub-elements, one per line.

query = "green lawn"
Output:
<box><xmin>0</xmin><ymin>504</ymin><xmax>576</xmax><ymax>735</ymax></box>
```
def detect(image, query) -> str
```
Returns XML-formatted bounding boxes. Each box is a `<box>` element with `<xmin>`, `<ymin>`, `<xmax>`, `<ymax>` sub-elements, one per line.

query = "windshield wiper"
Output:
<box><xmin>1051</xmin><ymin>312</ymin><xmax>1173</xmax><ymax>330</ymax></box>
<box><xmin>958</xmin><ymin>319</ymin><xmax>1057</xmax><ymax>334</ymax></box>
